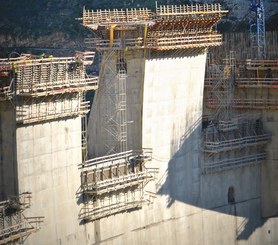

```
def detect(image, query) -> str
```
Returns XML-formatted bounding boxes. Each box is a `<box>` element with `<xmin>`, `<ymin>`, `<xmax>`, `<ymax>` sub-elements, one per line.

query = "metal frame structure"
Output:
<box><xmin>203</xmin><ymin>51</ymin><xmax>275</xmax><ymax>174</ymax></box>
<box><xmin>202</xmin><ymin>117</ymin><xmax>270</xmax><ymax>174</ymax></box>
<box><xmin>206</xmin><ymin>58</ymin><xmax>278</xmax><ymax>110</ymax></box>
<box><xmin>79</xmin><ymin>3</ymin><xmax>227</xmax><ymax>221</ymax></box>
<box><xmin>249</xmin><ymin>0</ymin><xmax>266</xmax><ymax>59</ymax></box>
<box><xmin>0</xmin><ymin>193</ymin><xmax>43</xmax><ymax>245</ymax></box>
<box><xmin>79</xmin><ymin>149</ymin><xmax>158</xmax><ymax>222</ymax></box>
<box><xmin>0</xmin><ymin>52</ymin><xmax>98</xmax><ymax>125</ymax></box>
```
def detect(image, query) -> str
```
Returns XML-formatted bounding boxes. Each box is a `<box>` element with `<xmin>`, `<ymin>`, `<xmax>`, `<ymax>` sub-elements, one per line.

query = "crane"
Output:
<box><xmin>249</xmin><ymin>0</ymin><xmax>266</xmax><ymax>59</ymax></box>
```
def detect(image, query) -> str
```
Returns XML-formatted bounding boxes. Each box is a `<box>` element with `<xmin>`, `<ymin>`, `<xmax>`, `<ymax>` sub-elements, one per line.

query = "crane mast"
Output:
<box><xmin>249</xmin><ymin>0</ymin><xmax>266</xmax><ymax>59</ymax></box>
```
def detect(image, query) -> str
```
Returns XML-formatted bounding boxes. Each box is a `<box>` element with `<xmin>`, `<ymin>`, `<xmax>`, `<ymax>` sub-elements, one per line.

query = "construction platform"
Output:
<box><xmin>81</xmin><ymin>3</ymin><xmax>227</xmax><ymax>51</ymax></box>
<box><xmin>0</xmin><ymin>193</ymin><xmax>43</xmax><ymax>245</ymax></box>
<box><xmin>0</xmin><ymin>52</ymin><xmax>98</xmax><ymax>124</ymax></box>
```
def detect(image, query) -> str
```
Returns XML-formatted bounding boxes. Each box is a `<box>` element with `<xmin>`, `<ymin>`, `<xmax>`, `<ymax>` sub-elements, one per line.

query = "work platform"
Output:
<box><xmin>81</xmin><ymin>3</ymin><xmax>227</xmax><ymax>51</ymax></box>
<box><xmin>202</xmin><ymin>118</ymin><xmax>271</xmax><ymax>174</ymax></box>
<box><xmin>0</xmin><ymin>52</ymin><xmax>98</xmax><ymax>124</ymax></box>
<box><xmin>0</xmin><ymin>193</ymin><xmax>43</xmax><ymax>245</ymax></box>
<box><xmin>205</xmin><ymin>57</ymin><xmax>278</xmax><ymax>110</ymax></box>
<box><xmin>80</xmin><ymin>2</ymin><xmax>227</xmax><ymax>222</ymax></box>
<box><xmin>80</xmin><ymin>149</ymin><xmax>158</xmax><ymax>222</ymax></box>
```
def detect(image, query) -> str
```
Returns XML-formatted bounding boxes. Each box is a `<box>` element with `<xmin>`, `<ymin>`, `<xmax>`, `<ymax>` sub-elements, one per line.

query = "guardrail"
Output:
<box><xmin>203</xmin><ymin>153</ymin><xmax>266</xmax><ymax>174</ymax></box>
<box><xmin>204</xmin><ymin>134</ymin><xmax>271</xmax><ymax>152</ymax></box>
<box><xmin>80</xmin><ymin>148</ymin><xmax>153</xmax><ymax>169</ymax></box>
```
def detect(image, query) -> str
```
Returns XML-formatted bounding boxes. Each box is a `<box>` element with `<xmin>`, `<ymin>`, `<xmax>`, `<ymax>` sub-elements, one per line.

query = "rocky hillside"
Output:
<box><xmin>0</xmin><ymin>0</ymin><xmax>277</xmax><ymax>50</ymax></box>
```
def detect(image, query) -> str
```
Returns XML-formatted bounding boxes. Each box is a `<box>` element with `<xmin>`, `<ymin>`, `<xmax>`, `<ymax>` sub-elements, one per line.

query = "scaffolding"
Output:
<box><xmin>81</xmin><ymin>3</ymin><xmax>227</xmax><ymax>51</ymax></box>
<box><xmin>79</xmin><ymin>3</ymin><xmax>227</xmax><ymax>221</ymax></box>
<box><xmin>205</xmin><ymin>51</ymin><xmax>236</xmax><ymax>120</ymax></box>
<box><xmin>79</xmin><ymin>188</ymin><xmax>152</xmax><ymax>222</ymax></box>
<box><xmin>205</xmin><ymin>57</ymin><xmax>278</xmax><ymax>110</ymax></box>
<box><xmin>203</xmin><ymin>52</ymin><xmax>274</xmax><ymax>173</ymax></box>
<box><xmin>202</xmin><ymin>118</ymin><xmax>270</xmax><ymax>174</ymax></box>
<box><xmin>0</xmin><ymin>52</ymin><xmax>98</xmax><ymax>125</ymax></box>
<box><xmin>0</xmin><ymin>193</ymin><xmax>43</xmax><ymax>245</ymax></box>
<box><xmin>79</xmin><ymin>149</ymin><xmax>158</xmax><ymax>222</ymax></box>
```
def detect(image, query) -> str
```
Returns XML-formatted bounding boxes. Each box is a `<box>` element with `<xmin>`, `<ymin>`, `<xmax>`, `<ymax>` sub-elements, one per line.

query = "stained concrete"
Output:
<box><xmin>0</xmin><ymin>101</ymin><xmax>18</xmax><ymax>199</ymax></box>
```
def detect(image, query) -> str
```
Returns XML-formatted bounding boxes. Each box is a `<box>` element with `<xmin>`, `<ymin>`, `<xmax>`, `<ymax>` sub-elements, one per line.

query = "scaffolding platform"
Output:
<box><xmin>80</xmin><ymin>188</ymin><xmax>152</xmax><ymax>222</ymax></box>
<box><xmin>0</xmin><ymin>52</ymin><xmax>97</xmax><ymax>125</ymax></box>
<box><xmin>203</xmin><ymin>152</ymin><xmax>266</xmax><ymax>174</ymax></box>
<box><xmin>207</xmin><ymin>98</ymin><xmax>278</xmax><ymax>110</ymax></box>
<box><xmin>0</xmin><ymin>52</ymin><xmax>98</xmax><ymax>100</ymax></box>
<box><xmin>16</xmin><ymin>96</ymin><xmax>90</xmax><ymax>124</ymax></box>
<box><xmin>246</xmin><ymin>59</ymin><xmax>278</xmax><ymax>70</ymax></box>
<box><xmin>79</xmin><ymin>149</ymin><xmax>157</xmax><ymax>221</ymax></box>
<box><xmin>81</xmin><ymin>8</ymin><xmax>153</xmax><ymax>29</ymax></box>
<box><xmin>236</xmin><ymin>78</ymin><xmax>278</xmax><ymax>88</ymax></box>
<box><xmin>202</xmin><ymin>117</ymin><xmax>271</xmax><ymax>173</ymax></box>
<box><xmin>80</xmin><ymin>149</ymin><xmax>157</xmax><ymax>194</ymax></box>
<box><xmin>0</xmin><ymin>193</ymin><xmax>43</xmax><ymax>245</ymax></box>
<box><xmin>203</xmin><ymin>133</ymin><xmax>270</xmax><ymax>153</ymax></box>
<box><xmin>81</xmin><ymin>3</ymin><xmax>227</xmax><ymax>51</ymax></box>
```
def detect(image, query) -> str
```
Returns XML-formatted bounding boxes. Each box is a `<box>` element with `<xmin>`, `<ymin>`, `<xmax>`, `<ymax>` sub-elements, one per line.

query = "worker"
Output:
<box><xmin>12</xmin><ymin>62</ymin><xmax>18</xmax><ymax>73</ymax></box>
<box><xmin>39</xmin><ymin>53</ymin><xmax>45</xmax><ymax>59</ymax></box>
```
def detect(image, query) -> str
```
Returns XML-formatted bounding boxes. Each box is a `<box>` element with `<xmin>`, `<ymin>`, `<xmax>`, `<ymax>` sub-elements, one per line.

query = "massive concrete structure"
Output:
<box><xmin>0</xmin><ymin>2</ymin><xmax>278</xmax><ymax>245</ymax></box>
<box><xmin>0</xmin><ymin>53</ymin><xmax>98</xmax><ymax>244</ymax></box>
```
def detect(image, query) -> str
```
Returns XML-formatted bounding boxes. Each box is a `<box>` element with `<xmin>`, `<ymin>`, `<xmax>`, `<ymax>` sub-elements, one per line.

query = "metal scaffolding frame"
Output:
<box><xmin>205</xmin><ymin>51</ymin><xmax>236</xmax><ymax>120</ymax></box>
<box><xmin>203</xmin><ymin>51</ymin><xmax>274</xmax><ymax>174</ymax></box>
<box><xmin>99</xmin><ymin>49</ymin><xmax>128</xmax><ymax>155</ymax></box>
<box><xmin>79</xmin><ymin>2</ymin><xmax>227</xmax><ymax>221</ymax></box>
<box><xmin>202</xmin><ymin>118</ymin><xmax>270</xmax><ymax>174</ymax></box>
<box><xmin>81</xmin><ymin>3</ymin><xmax>227</xmax><ymax>51</ymax></box>
<box><xmin>205</xmin><ymin>57</ymin><xmax>278</xmax><ymax>110</ymax></box>
<box><xmin>0</xmin><ymin>52</ymin><xmax>98</xmax><ymax>125</ymax></box>
<box><xmin>79</xmin><ymin>149</ymin><xmax>158</xmax><ymax>222</ymax></box>
<box><xmin>0</xmin><ymin>193</ymin><xmax>43</xmax><ymax>245</ymax></box>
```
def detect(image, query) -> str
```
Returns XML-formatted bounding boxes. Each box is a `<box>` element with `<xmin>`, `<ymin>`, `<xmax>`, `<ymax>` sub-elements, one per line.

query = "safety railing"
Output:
<box><xmin>82</xmin><ymin>8</ymin><xmax>152</xmax><ymax>27</ymax></box>
<box><xmin>147</xmin><ymin>33</ymin><xmax>222</xmax><ymax>50</ymax></box>
<box><xmin>16</xmin><ymin>100</ymin><xmax>90</xmax><ymax>124</ymax></box>
<box><xmin>81</xmin><ymin>169</ymin><xmax>158</xmax><ymax>195</ymax></box>
<box><xmin>236</xmin><ymin>78</ymin><xmax>278</xmax><ymax>88</ymax></box>
<box><xmin>80</xmin><ymin>148</ymin><xmax>153</xmax><ymax>169</ymax></box>
<box><xmin>156</xmin><ymin>3</ymin><xmax>227</xmax><ymax>16</ymax></box>
<box><xmin>207</xmin><ymin>98</ymin><xmax>278</xmax><ymax>110</ymax></box>
<box><xmin>203</xmin><ymin>134</ymin><xmax>271</xmax><ymax>152</ymax></box>
<box><xmin>85</xmin><ymin>37</ymin><xmax>144</xmax><ymax>50</ymax></box>
<box><xmin>203</xmin><ymin>152</ymin><xmax>266</xmax><ymax>174</ymax></box>
<box><xmin>246</xmin><ymin>59</ymin><xmax>278</xmax><ymax>70</ymax></box>
<box><xmin>16</xmin><ymin>77</ymin><xmax>98</xmax><ymax>96</ymax></box>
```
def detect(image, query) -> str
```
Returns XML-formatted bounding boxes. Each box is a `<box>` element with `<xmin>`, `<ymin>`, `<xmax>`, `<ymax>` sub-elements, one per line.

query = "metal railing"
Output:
<box><xmin>80</xmin><ymin>149</ymin><xmax>153</xmax><ymax>169</ymax></box>
<box><xmin>245</xmin><ymin>59</ymin><xmax>278</xmax><ymax>70</ymax></box>
<box><xmin>236</xmin><ymin>78</ymin><xmax>278</xmax><ymax>88</ymax></box>
<box><xmin>16</xmin><ymin>100</ymin><xmax>90</xmax><ymax>124</ymax></box>
<box><xmin>156</xmin><ymin>3</ymin><xmax>227</xmax><ymax>16</ymax></box>
<box><xmin>82</xmin><ymin>169</ymin><xmax>158</xmax><ymax>195</ymax></box>
<box><xmin>204</xmin><ymin>134</ymin><xmax>271</xmax><ymax>152</ymax></box>
<box><xmin>207</xmin><ymin>98</ymin><xmax>278</xmax><ymax>110</ymax></box>
<box><xmin>82</xmin><ymin>8</ymin><xmax>152</xmax><ymax>27</ymax></box>
<box><xmin>203</xmin><ymin>153</ymin><xmax>266</xmax><ymax>174</ymax></box>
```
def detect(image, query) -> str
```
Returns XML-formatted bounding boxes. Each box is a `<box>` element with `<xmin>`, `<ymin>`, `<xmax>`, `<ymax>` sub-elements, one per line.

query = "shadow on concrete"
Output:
<box><xmin>156</xmin><ymin>116</ymin><xmax>267</xmax><ymax>241</ymax></box>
